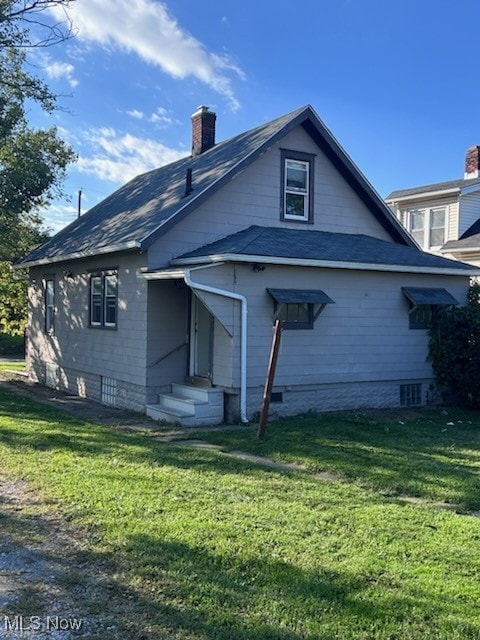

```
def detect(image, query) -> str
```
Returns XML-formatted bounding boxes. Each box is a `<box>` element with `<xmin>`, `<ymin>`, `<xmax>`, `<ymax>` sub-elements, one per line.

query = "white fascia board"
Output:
<box><xmin>139</xmin><ymin>262</ymin><xmax>226</xmax><ymax>281</ymax></box>
<box><xmin>14</xmin><ymin>241</ymin><xmax>142</xmax><ymax>269</ymax></box>
<box><xmin>386</xmin><ymin>188</ymin><xmax>459</xmax><ymax>205</ymax></box>
<box><xmin>171</xmin><ymin>253</ymin><xmax>480</xmax><ymax>277</ymax></box>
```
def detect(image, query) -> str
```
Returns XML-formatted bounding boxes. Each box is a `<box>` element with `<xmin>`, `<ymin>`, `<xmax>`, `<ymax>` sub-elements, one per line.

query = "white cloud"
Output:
<box><xmin>43</xmin><ymin>56</ymin><xmax>79</xmax><ymax>88</ymax></box>
<box><xmin>126</xmin><ymin>109</ymin><xmax>145</xmax><ymax>120</ymax></box>
<box><xmin>42</xmin><ymin>203</ymin><xmax>78</xmax><ymax>233</ymax></box>
<box><xmin>77</xmin><ymin>128</ymin><xmax>186</xmax><ymax>183</ymax></box>
<box><xmin>50</xmin><ymin>0</ymin><xmax>244</xmax><ymax>110</ymax></box>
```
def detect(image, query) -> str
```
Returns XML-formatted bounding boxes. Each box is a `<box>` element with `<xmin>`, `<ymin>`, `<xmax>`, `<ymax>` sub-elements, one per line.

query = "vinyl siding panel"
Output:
<box><xmin>28</xmin><ymin>252</ymin><xmax>148</xmax><ymax>405</ymax></box>
<box><xmin>193</xmin><ymin>263</ymin><xmax>468</xmax><ymax>390</ymax></box>
<box><xmin>393</xmin><ymin>196</ymin><xmax>458</xmax><ymax>247</ymax></box>
<box><xmin>147</xmin><ymin>126</ymin><xmax>393</xmax><ymax>269</ymax></box>
<box><xmin>459</xmin><ymin>191</ymin><xmax>480</xmax><ymax>236</ymax></box>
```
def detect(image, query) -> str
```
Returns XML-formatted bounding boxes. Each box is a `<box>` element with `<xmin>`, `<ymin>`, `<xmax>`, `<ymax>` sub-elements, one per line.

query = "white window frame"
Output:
<box><xmin>406</xmin><ymin>206</ymin><xmax>446</xmax><ymax>251</ymax></box>
<box><xmin>280</xmin><ymin>149</ymin><xmax>315</xmax><ymax>223</ymax></box>
<box><xmin>284</xmin><ymin>159</ymin><xmax>310</xmax><ymax>221</ymax></box>
<box><xmin>104</xmin><ymin>274</ymin><xmax>118</xmax><ymax>328</ymax></box>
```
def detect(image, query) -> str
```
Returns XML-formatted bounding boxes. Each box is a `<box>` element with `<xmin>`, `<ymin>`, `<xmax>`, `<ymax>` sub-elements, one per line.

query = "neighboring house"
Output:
<box><xmin>15</xmin><ymin>105</ymin><xmax>479</xmax><ymax>426</ymax></box>
<box><xmin>386</xmin><ymin>146</ymin><xmax>480</xmax><ymax>265</ymax></box>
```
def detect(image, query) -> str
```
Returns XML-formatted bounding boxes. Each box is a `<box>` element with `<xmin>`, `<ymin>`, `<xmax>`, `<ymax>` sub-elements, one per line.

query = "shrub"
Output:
<box><xmin>429</xmin><ymin>286</ymin><xmax>480</xmax><ymax>407</ymax></box>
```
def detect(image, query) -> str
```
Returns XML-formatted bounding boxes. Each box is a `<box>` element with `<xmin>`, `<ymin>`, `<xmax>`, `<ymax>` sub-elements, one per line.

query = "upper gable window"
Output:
<box><xmin>407</xmin><ymin>207</ymin><xmax>446</xmax><ymax>250</ymax></box>
<box><xmin>280</xmin><ymin>150</ymin><xmax>315</xmax><ymax>223</ymax></box>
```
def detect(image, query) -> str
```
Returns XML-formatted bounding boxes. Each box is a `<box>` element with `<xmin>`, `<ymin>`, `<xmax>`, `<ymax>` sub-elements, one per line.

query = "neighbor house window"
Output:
<box><xmin>407</xmin><ymin>207</ymin><xmax>446</xmax><ymax>250</ymax></box>
<box><xmin>281</xmin><ymin>150</ymin><xmax>315</xmax><ymax>222</ymax></box>
<box><xmin>89</xmin><ymin>270</ymin><xmax>118</xmax><ymax>328</ymax></box>
<box><xmin>45</xmin><ymin>278</ymin><xmax>55</xmax><ymax>334</ymax></box>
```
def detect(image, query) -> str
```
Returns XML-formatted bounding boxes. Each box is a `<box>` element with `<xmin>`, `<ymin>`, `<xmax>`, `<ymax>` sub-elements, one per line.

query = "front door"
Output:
<box><xmin>190</xmin><ymin>295</ymin><xmax>213</xmax><ymax>379</ymax></box>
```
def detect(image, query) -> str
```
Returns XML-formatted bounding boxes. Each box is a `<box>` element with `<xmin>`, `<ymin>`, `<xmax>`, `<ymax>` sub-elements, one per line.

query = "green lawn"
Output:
<box><xmin>0</xmin><ymin>388</ymin><xmax>479</xmax><ymax>639</ymax></box>
<box><xmin>0</xmin><ymin>359</ymin><xmax>26</xmax><ymax>372</ymax></box>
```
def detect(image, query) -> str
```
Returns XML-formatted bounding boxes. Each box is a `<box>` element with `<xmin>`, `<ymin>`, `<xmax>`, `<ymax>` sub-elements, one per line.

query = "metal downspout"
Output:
<box><xmin>184</xmin><ymin>270</ymin><xmax>248</xmax><ymax>424</ymax></box>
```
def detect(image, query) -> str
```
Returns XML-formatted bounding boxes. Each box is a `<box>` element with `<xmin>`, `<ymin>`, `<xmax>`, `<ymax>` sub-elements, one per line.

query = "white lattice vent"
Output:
<box><xmin>101</xmin><ymin>376</ymin><xmax>117</xmax><ymax>406</ymax></box>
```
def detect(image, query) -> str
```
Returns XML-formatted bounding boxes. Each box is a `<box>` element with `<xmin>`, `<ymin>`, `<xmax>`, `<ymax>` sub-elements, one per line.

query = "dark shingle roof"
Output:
<box><xmin>386</xmin><ymin>177</ymin><xmax>480</xmax><ymax>201</ymax></box>
<box><xmin>442</xmin><ymin>217</ymin><xmax>480</xmax><ymax>252</ymax></box>
<box><xmin>17</xmin><ymin>104</ymin><xmax>412</xmax><ymax>268</ymax></box>
<box><xmin>173</xmin><ymin>225</ymin><xmax>474</xmax><ymax>272</ymax></box>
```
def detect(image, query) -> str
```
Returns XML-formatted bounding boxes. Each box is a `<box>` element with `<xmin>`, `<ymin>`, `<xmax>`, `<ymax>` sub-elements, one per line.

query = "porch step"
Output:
<box><xmin>146</xmin><ymin>384</ymin><xmax>224</xmax><ymax>427</ymax></box>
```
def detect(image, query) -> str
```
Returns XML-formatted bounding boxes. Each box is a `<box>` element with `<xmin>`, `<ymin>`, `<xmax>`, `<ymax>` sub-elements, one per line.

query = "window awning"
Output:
<box><xmin>267</xmin><ymin>288</ymin><xmax>335</xmax><ymax>304</ymax></box>
<box><xmin>402</xmin><ymin>287</ymin><xmax>459</xmax><ymax>307</ymax></box>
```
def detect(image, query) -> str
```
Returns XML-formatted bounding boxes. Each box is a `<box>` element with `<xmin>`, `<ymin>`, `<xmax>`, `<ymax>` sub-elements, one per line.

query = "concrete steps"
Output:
<box><xmin>146</xmin><ymin>383</ymin><xmax>224</xmax><ymax>427</ymax></box>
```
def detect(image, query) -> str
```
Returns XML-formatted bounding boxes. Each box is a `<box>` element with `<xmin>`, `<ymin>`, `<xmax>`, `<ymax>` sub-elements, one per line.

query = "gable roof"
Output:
<box><xmin>171</xmin><ymin>225</ymin><xmax>477</xmax><ymax>275</ymax></box>
<box><xmin>442</xmin><ymin>216</ymin><xmax>480</xmax><ymax>253</ymax></box>
<box><xmin>386</xmin><ymin>176</ymin><xmax>480</xmax><ymax>201</ymax></box>
<box><xmin>17</xmin><ymin>105</ymin><xmax>413</xmax><ymax>269</ymax></box>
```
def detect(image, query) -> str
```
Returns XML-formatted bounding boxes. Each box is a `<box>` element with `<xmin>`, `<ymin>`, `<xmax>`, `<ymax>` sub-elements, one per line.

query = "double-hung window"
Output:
<box><xmin>407</xmin><ymin>207</ymin><xmax>446</xmax><ymax>250</ymax></box>
<box><xmin>45</xmin><ymin>278</ymin><xmax>55</xmax><ymax>334</ymax></box>
<box><xmin>281</xmin><ymin>150</ymin><xmax>315</xmax><ymax>222</ymax></box>
<box><xmin>89</xmin><ymin>270</ymin><xmax>118</xmax><ymax>328</ymax></box>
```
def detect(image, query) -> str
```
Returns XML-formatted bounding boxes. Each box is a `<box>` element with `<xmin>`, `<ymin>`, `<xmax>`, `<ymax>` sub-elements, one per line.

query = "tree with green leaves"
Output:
<box><xmin>0</xmin><ymin>1</ymin><xmax>76</xmax><ymax>335</ymax></box>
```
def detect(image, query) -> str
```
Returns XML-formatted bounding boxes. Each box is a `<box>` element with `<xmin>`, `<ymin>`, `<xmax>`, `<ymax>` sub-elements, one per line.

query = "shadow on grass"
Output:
<box><xmin>1</xmin><ymin>387</ymin><xmax>480</xmax><ymax>509</ymax></box>
<box><xmin>1</xmin><ymin>496</ymin><xmax>479</xmax><ymax>640</ymax></box>
<box><xmin>200</xmin><ymin>410</ymin><xmax>480</xmax><ymax>510</ymax></box>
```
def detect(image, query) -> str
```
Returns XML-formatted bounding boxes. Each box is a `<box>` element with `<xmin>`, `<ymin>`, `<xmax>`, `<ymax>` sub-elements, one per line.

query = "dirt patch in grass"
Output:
<box><xmin>0</xmin><ymin>473</ymin><xmax>140</xmax><ymax>639</ymax></box>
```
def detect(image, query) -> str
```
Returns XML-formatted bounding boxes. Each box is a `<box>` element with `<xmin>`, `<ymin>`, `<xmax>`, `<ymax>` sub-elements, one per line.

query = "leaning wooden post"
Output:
<box><xmin>258</xmin><ymin>319</ymin><xmax>283</xmax><ymax>439</ymax></box>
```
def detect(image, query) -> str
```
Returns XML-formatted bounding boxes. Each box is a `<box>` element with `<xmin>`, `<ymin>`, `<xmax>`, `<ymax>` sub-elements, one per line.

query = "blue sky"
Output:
<box><xmin>30</xmin><ymin>0</ymin><xmax>480</xmax><ymax>231</ymax></box>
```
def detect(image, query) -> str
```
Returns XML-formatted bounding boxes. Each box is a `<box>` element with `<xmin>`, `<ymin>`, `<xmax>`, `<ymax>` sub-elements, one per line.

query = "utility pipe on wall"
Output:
<box><xmin>184</xmin><ymin>270</ymin><xmax>248</xmax><ymax>424</ymax></box>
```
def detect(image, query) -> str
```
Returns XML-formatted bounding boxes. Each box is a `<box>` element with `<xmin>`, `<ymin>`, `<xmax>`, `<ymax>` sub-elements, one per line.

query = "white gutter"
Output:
<box><xmin>171</xmin><ymin>253</ymin><xmax>480</xmax><ymax>277</ymax></box>
<box><xmin>183</xmin><ymin>270</ymin><xmax>249</xmax><ymax>424</ymax></box>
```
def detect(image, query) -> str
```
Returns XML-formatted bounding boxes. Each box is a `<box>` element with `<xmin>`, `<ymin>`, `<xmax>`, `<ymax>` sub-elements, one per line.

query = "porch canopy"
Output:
<box><xmin>267</xmin><ymin>288</ymin><xmax>334</xmax><ymax>304</ymax></box>
<box><xmin>401</xmin><ymin>287</ymin><xmax>459</xmax><ymax>307</ymax></box>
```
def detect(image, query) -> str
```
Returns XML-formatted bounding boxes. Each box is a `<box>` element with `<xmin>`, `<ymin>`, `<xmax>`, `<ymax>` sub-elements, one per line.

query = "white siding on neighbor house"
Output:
<box><xmin>394</xmin><ymin>196</ymin><xmax>459</xmax><ymax>246</ymax></box>
<box><xmin>459</xmin><ymin>190</ymin><xmax>480</xmax><ymax>236</ymax></box>
<box><xmin>147</xmin><ymin>126</ymin><xmax>394</xmax><ymax>269</ymax></box>
<box><xmin>190</xmin><ymin>263</ymin><xmax>468</xmax><ymax>392</ymax></box>
<box><xmin>28</xmin><ymin>252</ymin><xmax>148</xmax><ymax>401</ymax></box>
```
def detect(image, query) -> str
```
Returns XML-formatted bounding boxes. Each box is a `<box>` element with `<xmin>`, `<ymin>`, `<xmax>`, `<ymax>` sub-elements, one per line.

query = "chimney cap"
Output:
<box><xmin>193</xmin><ymin>105</ymin><xmax>211</xmax><ymax>116</ymax></box>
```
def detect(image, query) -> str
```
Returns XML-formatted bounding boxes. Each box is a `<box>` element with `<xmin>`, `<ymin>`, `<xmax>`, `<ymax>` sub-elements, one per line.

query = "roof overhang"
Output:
<box><xmin>170</xmin><ymin>252</ymin><xmax>480</xmax><ymax>277</ymax></box>
<box><xmin>14</xmin><ymin>241</ymin><xmax>142</xmax><ymax>270</ymax></box>
<box><xmin>386</xmin><ymin>188</ymin><xmax>460</xmax><ymax>205</ymax></box>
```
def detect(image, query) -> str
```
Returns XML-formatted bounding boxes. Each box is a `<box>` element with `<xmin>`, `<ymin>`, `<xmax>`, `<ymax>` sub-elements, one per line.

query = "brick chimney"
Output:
<box><xmin>465</xmin><ymin>145</ymin><xmax>480</xmax><ymax>179</ymax></box>
<box><xmin>191</xmin><ymin>105</ymin><xmax>216</xmax><ymax>156</ymax></box>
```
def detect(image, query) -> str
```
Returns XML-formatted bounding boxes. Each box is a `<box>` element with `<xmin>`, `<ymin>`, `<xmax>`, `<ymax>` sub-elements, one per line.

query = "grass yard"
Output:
<box><xmin>0</xmin><ymin>360</ymin><xmax>26</xmax><ymax>372</ymax></box>
<box><xmin>0</xmin><ymin>389</ymin><xmax>479</xmax><ymax>639</ymax></box>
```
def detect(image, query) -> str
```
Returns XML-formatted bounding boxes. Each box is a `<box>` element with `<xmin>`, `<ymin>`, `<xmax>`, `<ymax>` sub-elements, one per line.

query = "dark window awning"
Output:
<box><xmin>402</xmin><ymin>287</ymin><xmax>459</xmax><ymax>307</ymax></box>
<box><xmin>267</xmin><ymin>288</ymin><xmax>335</xmax><ymax>304</ymax></box>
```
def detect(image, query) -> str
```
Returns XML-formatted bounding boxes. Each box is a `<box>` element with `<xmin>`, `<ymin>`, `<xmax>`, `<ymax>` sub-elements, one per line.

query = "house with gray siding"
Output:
<box><xmin>386</xmin><ymin>146</ymin><xmax>480</xmax><ymax>266</ymax></box>
<box><xmin>15</xmin><ymin>105</ymin><xmax>479</xmax><ymax>425</ymax></box>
